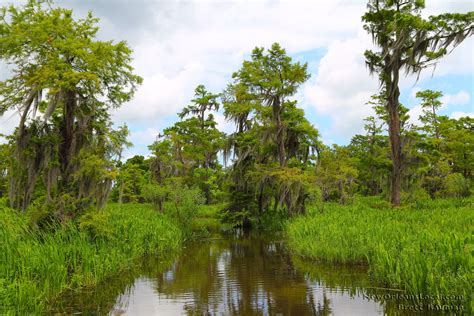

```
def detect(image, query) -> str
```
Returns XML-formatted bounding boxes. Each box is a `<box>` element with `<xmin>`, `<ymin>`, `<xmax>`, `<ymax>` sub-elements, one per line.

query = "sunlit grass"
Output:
<box><xmin>0</xmin><ymin>203</ymin><xmax>183</xmax><ymax>314</ymax></box>
<box><xmin>287</xmin><ymin>197</ymin><xmax>473</xmax><ymax>311</ymax></box>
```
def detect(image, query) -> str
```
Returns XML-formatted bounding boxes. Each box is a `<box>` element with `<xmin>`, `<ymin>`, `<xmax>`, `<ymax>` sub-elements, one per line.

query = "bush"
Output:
<box><xmin>164</xmin><ymin>184</ymin><xmax>205</xmax><ymax>227</ymax></box>
<box><xmin>142</xmin><ymin>183</ymin><xmax>168</xmax><ymax>211</ymax></box>
<box><xmin>401</xmin><ymin>186</ymin><xmax>431</xmax><ymax>203</ymax></box>
<box><xmin>442</xmin><ymin>173</ymin><xmax>470</xmax><ymax>198</ymax></box>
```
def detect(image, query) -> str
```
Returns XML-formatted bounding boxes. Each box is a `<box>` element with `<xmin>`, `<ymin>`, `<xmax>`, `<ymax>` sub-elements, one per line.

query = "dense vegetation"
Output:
<box><xmin>0</xmin><ymin>0</ymin><xmax>473</xmax><ymax>314</ymax></box>
<box><xmin>287</xmin><ymin>197</ymin><xmax>473</xmax><ymax>310</ymax></box>
<box><xmin>0</xmin><ymin>203</ymin><xmax>182</xmax><ymax>313</ymax></box>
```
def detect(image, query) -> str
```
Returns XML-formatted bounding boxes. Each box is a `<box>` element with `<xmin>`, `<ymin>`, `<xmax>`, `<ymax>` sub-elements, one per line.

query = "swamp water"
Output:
<box><xmin>50</xmin><ymin>231</ymin><xmax>447</xmax><ymax>315</ymax></box>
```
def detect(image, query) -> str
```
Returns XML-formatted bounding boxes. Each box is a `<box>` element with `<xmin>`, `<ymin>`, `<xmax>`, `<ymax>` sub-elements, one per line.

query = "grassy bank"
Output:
<box><xmin>190</xmin><ymin>203</ymin><xmax>228</xmax><ymax>233</ymax></box>
<box><xmin>287</xmin><ymin>197</ymin><xmax>473</xmax><ymax>310</ymax></box>
<box><xmin>0</xmin><ymin>203</ymin><xmax>183</xmax><ymax>314</ymax></box>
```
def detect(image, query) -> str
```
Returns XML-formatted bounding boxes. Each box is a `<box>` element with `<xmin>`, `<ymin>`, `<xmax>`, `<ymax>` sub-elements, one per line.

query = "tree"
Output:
<box><xmin>112</xmin><ymin>155</ymin><xmax>149</xmax><ymax>204</ymax></box>
<box><xmin>417</xmin><ymin>89</ymin><xmax>443</xmax><ymax>140</ymax></box>
<box><xmin>410</xmin><ymin>91</ymin><xmax>472</xmax><ymax>197</ymax></box>
<box><xmin>349</xmin><ymin>115</ymin><xmax>391</xmax><ymax>196</ymax></box>
<box><xmin>316</xmin><ymin>145</ymin><xmax>359</xmax><ymax>203</ymax></box>
<box><xmin>442</xmin><ymin>116</ymin><xmax>473</xmax><ymax>180</ymax></box>
<box><xmin>222</xmin><ymin>43</ymin><xmax>320</xmax><ymax>225</ymax></box>
<box><xmin>149</xmin><ymin>85</ymin><xmax>225</xmax><ymax>204</ymax></box>
<box><xmin>362</xmin><ymin>0</ymin><xmax>473</xmax><ymax>206</ymax></box>
<box><xmin>0</xmin><ymin>0</ymin><xmax>142</xmax><ymax>214</ymax></box>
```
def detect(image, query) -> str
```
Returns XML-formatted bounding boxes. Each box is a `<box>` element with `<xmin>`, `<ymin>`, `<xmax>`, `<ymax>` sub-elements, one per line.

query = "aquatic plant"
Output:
<box><xmin>0</xmin><ymin>203</ymin><xmax>183</xmax><ymax>314</ymax></box>
<box><xmin>287</xmin><ymin>197</ymin><xmax>473</xmax><ymax>312</ymax></box>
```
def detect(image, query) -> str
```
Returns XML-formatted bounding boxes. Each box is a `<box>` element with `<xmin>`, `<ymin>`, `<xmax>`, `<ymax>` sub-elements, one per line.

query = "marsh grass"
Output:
<box><xmin>287</xmin><ymin>197</ymin><xmax>473</xmax><ymax>311</ymax></box>
<box><xmin>0</xmin><ymin>203</ymin><xmax>183</xmax><ymax>314</ymax></box>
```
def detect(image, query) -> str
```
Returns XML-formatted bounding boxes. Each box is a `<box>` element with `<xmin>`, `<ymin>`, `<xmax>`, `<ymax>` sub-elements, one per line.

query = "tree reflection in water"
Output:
<box><xmin>152</xmin><ymin>231</ymin><xmax>331</xmax><ymax>315</ymax></box>
<box><xmin>51</xmin><ymin>230</ymin><xmax>395</xmax><ymax>315</ymax></box>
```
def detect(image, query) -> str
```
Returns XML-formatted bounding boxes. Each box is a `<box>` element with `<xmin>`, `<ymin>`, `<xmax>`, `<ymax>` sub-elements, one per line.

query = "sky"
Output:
<box><xmin>0</xmin><ymin>0</ymin><xmax>473</xmax><ymax>159</ymax></box>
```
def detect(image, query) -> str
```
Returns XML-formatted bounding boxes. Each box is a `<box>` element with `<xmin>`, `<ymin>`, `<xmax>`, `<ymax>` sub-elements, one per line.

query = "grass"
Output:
<box><xmin>0</xmin><ymin>203</ymin><xmax>183</xmax><ymax>314</ymax></box>
<box><xmin>189</xmin><ymin>203</ymin><xmax>229</xmax><ymax>233</ymax></box>
<box><xmin>286</xmin><ymin>197</ymin><xmax>473</xmax><ymax>311</ymax></box>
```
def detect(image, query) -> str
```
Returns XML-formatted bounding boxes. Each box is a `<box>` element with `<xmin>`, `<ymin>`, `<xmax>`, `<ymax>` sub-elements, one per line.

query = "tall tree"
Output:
<box><xmin>362</xmin><ymin>0</ymin><xmax>473</xmax><ymax>206</ymax></box>
<box><xmin>149</xmin><ymin>85</ymin><xmax>225</xmax><ymax>204</ymax></box>
<box><xmin>223</xmin><ymin>43</ymin><xmax>319</xmax><ymax>224</ymax></box>
<box><xmin>0</xmin><ymin>0</ymin><xmax>142</xmax><ymax>213</ymax></box>
<box><xmin>113</xmin><ymin>155</ymin><xmax>149</xmax><ymax>204</ymax></box>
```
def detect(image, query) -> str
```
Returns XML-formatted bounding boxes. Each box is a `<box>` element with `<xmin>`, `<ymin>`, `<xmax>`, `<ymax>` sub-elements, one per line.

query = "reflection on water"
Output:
<box><xmin>51</xmin><ymin>230</ymin><xmax>437</xmax><ymax>315</ymax></box>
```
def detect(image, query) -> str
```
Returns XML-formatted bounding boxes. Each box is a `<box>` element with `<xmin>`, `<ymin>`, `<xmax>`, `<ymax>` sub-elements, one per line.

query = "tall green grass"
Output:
<box><xmin>0</xmin><ymin>203</ymin><xmax>183</xmax><ymax>314</ymax></box>
<box><xmin>287</xmin><ymin>197</ymin><xmax>473</xmax><ymax>311</ymax></box>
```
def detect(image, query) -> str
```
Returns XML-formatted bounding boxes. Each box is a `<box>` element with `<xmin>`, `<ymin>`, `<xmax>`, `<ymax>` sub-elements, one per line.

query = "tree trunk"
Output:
<box><xmin>387</xmin><ymin>77</ymin><xmax>402</xmax><ymax>207</ymax></box>
<box><xmin>59</xmin><ymin>90</ymin><xmax>76</xmax><ymax>184</ymax></box>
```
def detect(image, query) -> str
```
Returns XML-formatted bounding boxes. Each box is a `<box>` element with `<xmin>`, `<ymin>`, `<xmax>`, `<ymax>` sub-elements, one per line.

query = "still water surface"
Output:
<box><xmin>52</xmin><ymin>231</ymin><xmax>414</xmax><ymax>315</ymax></box>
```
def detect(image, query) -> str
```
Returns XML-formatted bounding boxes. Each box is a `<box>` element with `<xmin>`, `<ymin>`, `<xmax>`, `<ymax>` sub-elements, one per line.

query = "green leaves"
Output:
<box><xmin>0</xmin><ymin>0</ymin><xmax>142</xmax><ymax>114</ymax></box>
<box><xmin>362</xmin><ymin>0</ymin><xmax>473</xmax><ymax>205</ymax></box>
<box><xmin>222</xmin><ymin>43</ymin><xmax>319</xmax><ymax>219</ymax></box>
<box><xmin>149</xmin><ymin>84</ymin><xmax>225</xmax><ymax>206</ymax></box>
<box><xmin>0</xmin><ymin>0</ymin><xmax>141</xmax><ymax>213</ymax></box>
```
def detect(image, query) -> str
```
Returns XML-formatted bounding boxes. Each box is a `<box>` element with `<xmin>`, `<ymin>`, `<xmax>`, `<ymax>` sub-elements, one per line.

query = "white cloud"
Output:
<box><xmin>214</xmin><ymin>113</ymin><xmax>235</xmax><ymax>135</ymax></box>
<box><xmin>110</xmin><ymin>0</ymin><xmax>367</xmax><ymax>127</ymax></box>
<box><xmin>0</xmin><ymin>110</ymin><xmax>19</xmax><ymax>143</ymax></box>
<box><xmin>121</xmin><ymin>127</ymin><xmax>162</xmax><ymax>159</ymax></box>
<box><xmin>450</xmin><ymin>111</ymin><xmax>473</xmax><ymax>119</ymax></box>
<box><xmin>112</xmin><ymin>62</ymin><xmax>206</xmax><ymax>124</ymax></box>
<box><xmin>441</xmin><ymin>91</ymin><xmax>470</xmax><ymax>106</ymax></box>
<box><xmin>303</xmin><ymin>29</ymin><xmax>379</xmax><ymax>139</ymax></box>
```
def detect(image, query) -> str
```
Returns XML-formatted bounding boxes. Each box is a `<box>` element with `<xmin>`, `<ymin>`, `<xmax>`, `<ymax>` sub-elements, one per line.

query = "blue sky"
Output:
<box><xmin>0</xmin><ymin>0</ymin><xmax>472</xmax><ymax>158</ymax></box>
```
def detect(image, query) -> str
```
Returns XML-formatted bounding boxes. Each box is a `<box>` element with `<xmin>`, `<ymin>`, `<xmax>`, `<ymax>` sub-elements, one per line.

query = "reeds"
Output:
<box><xmin>0</xmin><ymin>203</ymin><xmax>183</xmax><ymax>314</ymax></box>
<box><xmin>286</xmin><ymin>197</ymin><xmax>473</xmax><ymax>311</ymax></box>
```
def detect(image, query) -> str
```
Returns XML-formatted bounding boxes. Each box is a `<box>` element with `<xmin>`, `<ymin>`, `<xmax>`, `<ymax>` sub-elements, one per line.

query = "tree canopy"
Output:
<box><xmin>0</xmin><ymin>0</ymin><xmax>142</xmax><ymax>217</ymax></box>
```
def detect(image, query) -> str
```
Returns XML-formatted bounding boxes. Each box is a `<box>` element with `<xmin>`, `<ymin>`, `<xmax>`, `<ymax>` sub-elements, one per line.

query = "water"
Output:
<box><xmin>50</xmin><ymin>231</ymin><xmax>437</xmax><ymax>315</ymax></box>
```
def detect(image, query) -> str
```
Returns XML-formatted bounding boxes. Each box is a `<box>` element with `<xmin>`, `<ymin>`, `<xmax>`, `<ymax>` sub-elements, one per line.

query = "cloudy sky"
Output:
<box><xmin>0</xmin><ymin>0</ymin><xmax>473</xmax><ymax>158</ymax></box>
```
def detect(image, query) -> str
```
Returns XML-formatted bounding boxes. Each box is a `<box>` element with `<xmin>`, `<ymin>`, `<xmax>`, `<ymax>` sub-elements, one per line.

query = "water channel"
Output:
<box><xmin>51</xmin><ymin>230</ymin><xmax>435</xmax><ymax>315</ymax></box>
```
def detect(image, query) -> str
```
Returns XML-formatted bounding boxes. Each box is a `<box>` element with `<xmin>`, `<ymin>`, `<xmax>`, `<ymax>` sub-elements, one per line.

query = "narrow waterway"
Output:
<box><xmin>51</xmin><ymin>230</ymin><xmax>419</xmax><ymax>315</ymax></box>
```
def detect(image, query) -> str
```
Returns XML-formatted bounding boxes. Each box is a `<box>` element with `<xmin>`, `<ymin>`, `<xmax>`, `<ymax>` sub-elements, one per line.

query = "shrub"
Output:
<box><xmin>165</xmin><ymin>184</ymin><xmax>205</xmax><ymax>227</ymax></box>
<box><xmin>442</xmin><ymin>173</ymin><xmax>470</xmax><ymax>198</ymax></box>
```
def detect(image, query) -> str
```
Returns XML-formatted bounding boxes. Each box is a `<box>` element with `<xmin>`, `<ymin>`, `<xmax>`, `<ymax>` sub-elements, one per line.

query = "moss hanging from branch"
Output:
<box><xmin>0</xmin><ymin>0</ymin><xmax>141</xmax><ymax>216</ymax></box>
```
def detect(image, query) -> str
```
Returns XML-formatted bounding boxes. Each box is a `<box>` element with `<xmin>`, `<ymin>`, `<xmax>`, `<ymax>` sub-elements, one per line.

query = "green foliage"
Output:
<box><xmin>0</xmin><ymin>203</ymin><xmax>183</xmax><ymax>314</ymax></box>
<box><xmin>222</xmin><ymin>43</ymin><xmax>320</xmax><ymax>222</ymax></box>
<box><xmin>0</xmin><ymin>142</ymin><xmax>9</xmax><ymax>198</ymax></box>
<box><xmin>362</xmin><ymin>0</ymin><xmax>473</xmax><ymax>205</ymax></box>
<box><xmin>111</xmin><ymin>155</ymin><xmax>149</xmax><ymax>204</ymax></box>
<box><xmin>443</xmin><ymin>173</ymin><xmax>470</xmax><ymax>198</ymax></box>
<box><xmin>0</xmin><ymin>0</ymin><xmax>141</xmax><ymax>214</ymax></box>
<box><xmin>148</xmin><ymin>85</ymin><xmax>225</xmax><ymax>206</ymax></box>
<box><xmin>142</xmin><ymin>183</ymin><xmax>168</xmax><ymax>211</ymax></box>
<box><xmin>287</xmin><ymin>197</ymin><xmax>473</xmax><ymax>311</ymax></box>
<box><xmin>400</xmin><ymin>185</ymin><xmax>431</xmax><ymax>204</ymax></box>
<box><xmin>164</xmin><ymin>184</ymin><xmax>205</xmax><ymax>227</ymax></box>
<box><xmin>189</xmin><ymin>204</ymin><xmax>227</xmax><ymax>233</ymax></box>
<box><xmin>416</xmin><ymin>89</ymin><xmax>443</xmax><ymax>138</ymax></box>
<box><xmin>143</xmin><ymin>179</ymin><xmax>205</xmax><ymax>228</ymax></box>
<box><xmin>345</xmin><ymin>89</ymin><xmax>472</xmax><ymax>202</ymax></box>
<box><xmin>316</xmin><ymin>145</ymin><xmax>359</xmax><ymax>203</ymax></box>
